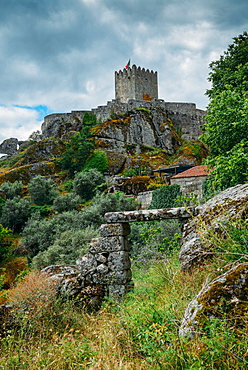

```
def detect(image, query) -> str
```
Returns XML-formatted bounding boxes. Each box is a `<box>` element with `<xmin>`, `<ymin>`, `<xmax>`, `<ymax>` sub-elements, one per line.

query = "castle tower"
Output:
<box><xmin>115</xmin><ymin>65</ymin><xmax>158</xmax><ymax>103</ymax></box>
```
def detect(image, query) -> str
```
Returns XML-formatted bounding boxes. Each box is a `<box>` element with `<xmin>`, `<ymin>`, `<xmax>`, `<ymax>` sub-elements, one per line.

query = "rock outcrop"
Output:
<box><xmin>179</xmin><ymin>263</ymin><xmax>248</xmax><ymax>338</ymax></box>
<box><xmin>93</xmin><ymin>110</ymin><xmax>181</xmax><ymax>156</ymax></box>
<box><xmin>0</xmin><ymin>161</ymin><xmax>57</xmax><ymax>185</ymax></box>
<box><xmin>12</xmin><ymin>138</ymin><xmax>66</xmax><ymax>167</ymax></box>
<box><xmin>41</xmin><ymin>112</ymin><xmax>87</xmax><ymax>139</ymax></box>
<box><xmin>180</xmin><ymin>184</ymin><xmax>248</xmax><ymax>271</ymax></box>
<box><xmin>0</xmin><ymin>138</ymin><xmax>18</xmax><ymax>156</ymax></box>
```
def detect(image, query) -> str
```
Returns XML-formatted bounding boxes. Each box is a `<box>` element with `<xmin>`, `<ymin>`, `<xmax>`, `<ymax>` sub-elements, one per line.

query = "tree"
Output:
<box><xmin>201</xmin><ymin>32</ymin><xmax>248</xmax><ymax>192</ymax></box>
<box><xmin>52</xmin><ymin>192</ymin><xmax>81</xmax><ymax>212</ymax></box>
<box><xmin>203</xmin><ymin>140</ymin><xmax>248</xmax><ymax>196</ymax></box>
<box><xmin>73</xmin><ymin>169</ymin><xmax>105</xmax><ymax>201</ymax></box>
<box><xmin>60</xmin><ymin>113</ymin><xmax>97</xmax><ymax>176</ymax></box>
<box><xmin>206</xmin><ymin>32</ymin><xmax>248</xmax><ymax>99</ymax></box>
<box><xmin>28</xmin><ymin>175</ymin><xmax>58</xmax><ymax>206</ymax></box>
<box><xmin>0</xmin><ymin>197</ymin><xmax>31</xmax><ymax>233</ymax></box>
<box><xmin>202</xmin><ymin>89</ymin><xmax>248</xmax><ymax>156</ymax></box>
<box><xmin>0</xmin><ymin>181</ymin><xmax>23</xmax><ymax>199</ymax></box>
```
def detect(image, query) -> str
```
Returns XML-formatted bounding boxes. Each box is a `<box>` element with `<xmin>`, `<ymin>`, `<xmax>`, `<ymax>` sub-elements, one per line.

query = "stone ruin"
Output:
<box><xmin>43</xmin><ymin>207</ymin><xmax>194</xmax><ymax>303</ymax></box>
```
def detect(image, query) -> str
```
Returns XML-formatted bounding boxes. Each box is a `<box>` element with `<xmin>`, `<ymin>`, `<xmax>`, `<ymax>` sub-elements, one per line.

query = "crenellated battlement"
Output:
<box><xmin>41</xmin><ymin>65</ymin><xmax>206</xmax><ymax>142</ymax></box>
<box><xmin>115</xmin><ymin>64</ymin><xmax>158</xmax><ymax>103</ymax></box>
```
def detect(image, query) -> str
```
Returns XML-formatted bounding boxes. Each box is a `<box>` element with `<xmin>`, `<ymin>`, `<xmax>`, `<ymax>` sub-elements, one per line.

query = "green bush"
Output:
<box><xmin>30</xmin><ymin>204</ymin><xmax>51</xmax><ymax>217</ymax></box>
<box><xmin>21</xmin><ymin>213</ymin><xmax>57</xmax><ymax>258</ymax></box>
<box><xmin>32</xmin><ymin>227</ymin><xmax>98</xmax><ymax>268</ymax></box>
<box><xmin>0</xmin><ymin>181</ymin><xmax>23</xmax><ymax>199</ymax></box>
<box><xmin>0</xmin><ymin>197</ymin><xmax>31</xmax><ymax>233</ymax></box>
<box><xmin>52</xmin><ymin>192</ymin><xmax>81</xmax><ymax>212</ymax></box>
<box><xmin>129</xmin><ymin>220</ymin><xmax>181</xmax><ymax>267</ymax></box>
<box><xmin>149</xmin><ymin>185</ymin><xmax>182</xmax><ymax>209</ymax></box>
<box><xmin>83</xmin><ymin>150</ymin><xmax>108</xmax><ymax>173</ymax></box>
<box><xmin>73</xmin><ymin>169</ymin><xmax>105</xmax><ymax>201</ymax></box>
<box><xmin>64</xmin><ymin>180</ymin><xmax>73</xmax><ymax>191</ymax></box>
<box><xmin>28</xmin><ymin>175</ymin><xmax>58</xmax><ymax>206</ymax></box>
<box><xmin>0</xmin><ymin>224</ymin><xmax>11</xmax><ymax>263</ymax></box>
<box><xmin>0</xmin><ymin>197</ymin><xmax>6</xmax><ymax>215</ymax></box>
<box><xmin>22</xmin><ymin>192</ymin><xmax>137</xmax><ymax>261</ymax></box>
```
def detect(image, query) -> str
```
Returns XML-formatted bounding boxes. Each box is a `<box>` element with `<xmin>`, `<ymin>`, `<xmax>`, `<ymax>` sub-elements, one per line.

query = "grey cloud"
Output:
<box><xmin>0</xmin><ymin>0</ymin><xmax>247</xmax><ymax>142</ymax></box>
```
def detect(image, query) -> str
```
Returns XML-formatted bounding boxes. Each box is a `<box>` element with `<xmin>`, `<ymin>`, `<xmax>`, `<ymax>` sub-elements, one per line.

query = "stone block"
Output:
<box><xmin>108</xmin><ymin>251</ymin><xmax>131</xmax><ymax>271</ymax></box>
<box><xmin>99</xmin><ymin>223</ymin><xmax>131</xmax><ymax>237</ymax></box>
<box><xmin>76</xmin><ymin>253</ymin><xmax>97</xmax><ymax>276</ymax></box>
<box><xmin>96</xmin><ymin>264</ymin><xmax>109</xmax><ymax>275</ymax></box>
<box><xmin>96</xmin><ymin>254</ymin><xmax>107</xmax><ymax>264</ymax></box>
<box><xmin>89</xmin><ymin>236</ymin><xmax>128</xmax><ymax>254</ymax></box>
<box><xmin>108</xmin><ymin>269</ymin><xmax>132</xmax><ymax>284</ymax></box>
<box><xmin>108</xmin><ymin>283</ymin><xmax>134</xmax><ymax>301</ymax></box>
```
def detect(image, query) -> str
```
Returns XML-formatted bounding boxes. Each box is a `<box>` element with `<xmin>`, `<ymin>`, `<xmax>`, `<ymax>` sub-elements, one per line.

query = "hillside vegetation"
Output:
<box><xmin>0</xmin><ymin>32</ymin><xmax>248</xmax><ymax>369</ymax></box>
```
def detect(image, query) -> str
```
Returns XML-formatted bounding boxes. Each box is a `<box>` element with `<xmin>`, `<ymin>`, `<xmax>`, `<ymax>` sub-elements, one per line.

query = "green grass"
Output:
<box><xmin>1</xmin><ymin>215</ymin><xmax>248</xmax><ymax>369</ymax></box>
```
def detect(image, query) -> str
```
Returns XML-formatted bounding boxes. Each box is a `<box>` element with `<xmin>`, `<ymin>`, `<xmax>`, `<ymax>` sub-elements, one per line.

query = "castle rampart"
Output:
<box><xmin>115</xmin><ymin>65</ymin><xmax>158</xmax><ymax>103</ymax></box>
<box><xmin>42</xmin><ymin>99</ymin><xmax>205</xmax><ymax>141</ymax></box>
<box><xmin>41</xmin><ymin>65</ymin><xmax>205</xmax><ymax>141</ymax></box>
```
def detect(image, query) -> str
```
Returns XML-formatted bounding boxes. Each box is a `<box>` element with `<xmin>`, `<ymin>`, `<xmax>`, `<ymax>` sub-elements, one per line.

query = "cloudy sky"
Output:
<box><xmin>0</xmin><ymin>0</ymin><xmax>247</xmax><ymax>143</ymax></box>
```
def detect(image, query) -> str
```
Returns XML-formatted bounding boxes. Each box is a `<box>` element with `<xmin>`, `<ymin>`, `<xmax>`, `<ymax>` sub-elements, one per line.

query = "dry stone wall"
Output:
<box><xmin>42</xmin><ymin>207</ymin><xmax>195</xmax><ymax>303</ymax></box>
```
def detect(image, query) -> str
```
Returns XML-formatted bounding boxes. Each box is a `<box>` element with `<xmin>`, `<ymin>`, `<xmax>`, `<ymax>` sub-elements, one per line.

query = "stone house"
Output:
<box><xmin>170</xmin><ymin>165</ymin><xmax>212</xmax><ymax>199</ymax></box>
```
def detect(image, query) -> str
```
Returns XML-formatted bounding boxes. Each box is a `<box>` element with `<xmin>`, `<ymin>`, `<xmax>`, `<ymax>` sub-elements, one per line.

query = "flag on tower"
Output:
<box><xmin>125</xmin><ymin>59</ymin><xmax>130</xmax><ymax>69</ymax></box>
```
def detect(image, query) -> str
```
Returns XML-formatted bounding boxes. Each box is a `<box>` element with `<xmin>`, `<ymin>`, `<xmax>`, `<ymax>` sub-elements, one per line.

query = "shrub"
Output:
<box><xmin>83</xmin><ymin>150</ymin><xmax>108</xmax><ymax>173</ymax></box>
<box><xmin>30</xmin><ymin>204</ymin><xmax>51</xmax><ymax>217</ymax></box>
<box><xmin>28</xmin><ymin>175</ymin><xmax>58</xmax><ymax>206</ymax></box>
<box><xmin>64</xmin><ymin>180</ymin><xmax>73</xmax><ymax>191</ymax></box>
<box><xmin>73</xmin><ymin>169</ymin><xmax>105</xmax><ymax>201</ymax></box>
<box><xmin>0</xmin><ymin>181</ymin><xmax>23</xmax><ymax>199</ymax></box>
<box><xmin>52</xmin><ymin>192</ymin><xmax>81</xmax><ymax>212</ymax></box>
<box><xmin>32</xmin><ymin>227</ymin><xmax>98</xmax><ymax>268</ymax></box>
<box><xmin>0</xmin><ymin>224</ymin><xmax>11</xmax><ymax>263</ymax></box>
<box><xmin>0</xmin><ymin>197</ymin><xmax>31</xmax><ymax>233</ymax></box>
<box><xmin>22</xmin><ymin>192</ymin><xmax>137</xmax><ymax>261</ymax></box>
<box><xmin>7</xmin><ymin>271</ymin><xmax>61</xmax><ymax>337</ymax></box>
<box><xmin>129</xmin><ymin>220</ymin><xmax>181</xmax><ymax>268</ymax></box>
<box><xmin>21</xmin><ymin>213</ymin><xmax>57</xmax><ymax>258</ymax></box>
<box><xmin>149</xmin><ymin>184</ymin><xmax>182</xmax><ymax>209</ymax></box>
<box><xmin>0</xmin><ymin>197</ymin><xmax>6</xmax><ymax>214</ymax></box>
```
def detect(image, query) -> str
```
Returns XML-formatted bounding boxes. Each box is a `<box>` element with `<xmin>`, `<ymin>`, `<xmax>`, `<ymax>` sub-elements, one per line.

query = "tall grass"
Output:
<box><xmin>1</xmin><ymin>215</ymin><xmax>248</xmax><ymax>369</ymax></box>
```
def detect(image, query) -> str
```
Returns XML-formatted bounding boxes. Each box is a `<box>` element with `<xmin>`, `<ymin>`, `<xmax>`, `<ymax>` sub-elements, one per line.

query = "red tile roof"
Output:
<box><xmin>171</xmin><ymin>165</ymin><xmax>212</xmax><ymax>179</ymax></box>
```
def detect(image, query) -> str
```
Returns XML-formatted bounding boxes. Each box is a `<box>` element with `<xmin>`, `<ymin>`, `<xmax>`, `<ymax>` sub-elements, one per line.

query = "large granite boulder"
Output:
<box><xmin>179</xmin><ymin>263</ymin><xmax>248</xmax><ymax>338</ymax></box>
<box><xmin>180</xmin><ymin>184</ymin><xmax>248</xmax><ymax>271</ymax></box>
<box><xmin>94</xmin><ymin>110</ymin><xmax>181</xmax><ymax>156</ymax></box>
<box><xmin>0</xmin><ymin>161</ymin><xmax>57</xmax><ymax>185</ymax></box>
<box><xmin>0</xmin><ymin>138</ymin><xmax>18</xmax><ymax>156</ymax></box>
<box><xmin>41</xmin><ymin>113</ymin><xmax>84</xmax><ymax>139</ymax></box>
<box><xmin>12</xmin><ymin>138</ymin><xmax>66</xmax><ymax>167</ymax></box>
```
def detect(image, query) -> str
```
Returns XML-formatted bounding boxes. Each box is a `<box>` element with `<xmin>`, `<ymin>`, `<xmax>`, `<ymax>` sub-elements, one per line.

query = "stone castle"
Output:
<box><xmin>41</xmin><ymin>64</ymin><xmax>206</xmax><ymax>142</ymax></box>
<box><xmin>115</xmin><ymin>65</ymin><xmax>158</xmax><ymax>102</ymax></box>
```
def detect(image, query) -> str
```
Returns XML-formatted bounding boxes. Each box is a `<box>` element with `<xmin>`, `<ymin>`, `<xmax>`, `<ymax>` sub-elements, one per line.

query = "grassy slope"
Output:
<box><xmin>1</xmin><ymin>248</ymin><xmax>248</xmax><ymax>370</ymax></box>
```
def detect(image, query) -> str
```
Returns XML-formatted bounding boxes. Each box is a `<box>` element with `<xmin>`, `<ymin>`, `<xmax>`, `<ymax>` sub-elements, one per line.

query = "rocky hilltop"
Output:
<box><xmin>0</xmin><ymin>99</ymin><xmax>207</xmax><ymax>183</ymax></box>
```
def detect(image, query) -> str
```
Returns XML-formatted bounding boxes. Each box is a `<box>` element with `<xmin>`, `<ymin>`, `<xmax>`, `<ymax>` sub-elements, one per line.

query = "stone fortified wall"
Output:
<box><xmin>115</xmin><ymin>65</ymin><xmax>158</xmax><ymax>103</ymax></box>
<box><xmin>42</xmin><ymin>99</ymin><xmax>205</xmax><ymax>141</ymax></box>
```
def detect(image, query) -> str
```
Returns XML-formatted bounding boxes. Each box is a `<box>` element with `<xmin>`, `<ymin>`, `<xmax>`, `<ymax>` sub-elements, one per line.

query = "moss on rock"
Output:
<box><xmin>0</xmin><ymin>161</ymin><xmax>58</xmax><ymax>185</ymax></box>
